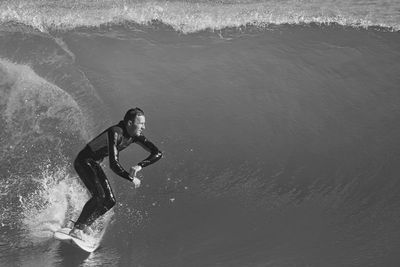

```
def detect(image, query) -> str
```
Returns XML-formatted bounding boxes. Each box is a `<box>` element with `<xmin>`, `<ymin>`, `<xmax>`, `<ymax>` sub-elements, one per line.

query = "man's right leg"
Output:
<box><xmin>72</xmin><ymin>154</ymin><xmax>116</xmax><ymax>237</ymax></box>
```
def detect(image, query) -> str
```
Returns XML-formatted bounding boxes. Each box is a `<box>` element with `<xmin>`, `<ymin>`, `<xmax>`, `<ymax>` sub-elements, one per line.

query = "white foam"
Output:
<box><xmin>0</xmin><ymin>0</ymin><xmax>399</xmax><ymax>33</ymax></box>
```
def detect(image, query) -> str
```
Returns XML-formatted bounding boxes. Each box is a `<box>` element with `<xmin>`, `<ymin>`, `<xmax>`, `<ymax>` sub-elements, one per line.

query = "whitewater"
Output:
<box><xmin>0</xmin><ymin>0</ymin><xmax>399</xmax><ymax>33</ymax></box>
<box><xmin>1</xmin><ymin>0</ymin><xmax>400</xmax><ymax>266</ymax></box>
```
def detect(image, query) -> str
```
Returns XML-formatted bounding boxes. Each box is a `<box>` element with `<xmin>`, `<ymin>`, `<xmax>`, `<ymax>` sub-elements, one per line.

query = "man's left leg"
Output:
<box><xmin>82</xmin><ymin>159</ymin><xmax>116</xmax><ymax>227</ymax></box>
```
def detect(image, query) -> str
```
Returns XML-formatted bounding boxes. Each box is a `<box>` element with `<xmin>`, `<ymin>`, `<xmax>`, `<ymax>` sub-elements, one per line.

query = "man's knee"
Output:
<box><xmin>104</xmin><ymin>195</ymin><xmax>116</xmax><ymax>210</ymax></box>
<box><xmin>73</xmin><ymin>157</ymin><xmax>81</xmax><ymax>172</ymax></box>
<box><xmin>95</xmin><ymin>195</ymin><xmax>116</xmax><ymax>211</ymax></box>
<box><xmin>74</xmin><ymin>148</ymin><xmax>92</xmax><ymax>174</ymax></box>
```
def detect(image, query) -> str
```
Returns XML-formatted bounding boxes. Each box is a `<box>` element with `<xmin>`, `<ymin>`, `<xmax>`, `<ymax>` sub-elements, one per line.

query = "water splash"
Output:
<box><xmin>15</xmin><ymin>162</ymin><xmax>113</xmax><ymax>246</ymax></box>
<box><xmin>0</xmin><ymin>59</ymin><xmax>103</xmax><ymax>247</ymax></box>
<box><xmin>19</xmin><ymin>164</ymin><xmax>87</xmax><ymax>242</ymax></box>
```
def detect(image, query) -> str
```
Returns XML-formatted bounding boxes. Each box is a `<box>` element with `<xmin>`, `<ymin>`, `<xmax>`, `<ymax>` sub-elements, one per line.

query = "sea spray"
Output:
<box><xmin>18</xmin><ymin>162</ymin><xmax>114</xmax><ymax>244</ymax></box>
<box><xmin>0</xmin><ymin>59</ymin><xmax>100</xmax><ymax>245</ymax></box>
<box><xmin>20</xmin><ymin>164</ymin><xmax>86</xmax><ymax>242</ymax></box>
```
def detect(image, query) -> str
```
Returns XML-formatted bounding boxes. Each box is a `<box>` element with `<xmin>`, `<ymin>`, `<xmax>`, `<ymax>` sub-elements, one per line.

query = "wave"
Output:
<box><xmin>0</xmin><ymin>59</ymin><xmax>112</xmax><ymax>248</ymax></box>
<box><xmin>0</xmin><ymin>0</ymin><xmax>399</xmax><ymax>33</ymax></box>
<box><xmin>0</xmin><ymin>59</ymin><xmax>89</xmax><ymax>171</ymax></box>
<box><xmin>0</xmin><ymin>59</ymin><xmax>87</xmax><ymax>137</ymax></box>
<box><xmin>0</xmin><ymin>59</ymin><xmax>87</xmax><ymax>231</ymax></box>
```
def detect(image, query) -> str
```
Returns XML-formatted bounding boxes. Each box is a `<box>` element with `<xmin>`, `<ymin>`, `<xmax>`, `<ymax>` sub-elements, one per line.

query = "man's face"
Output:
<box><xmin>127</xmin><ymin>115</ymin><xmax>146</xmax><ymax>137</ymax></box>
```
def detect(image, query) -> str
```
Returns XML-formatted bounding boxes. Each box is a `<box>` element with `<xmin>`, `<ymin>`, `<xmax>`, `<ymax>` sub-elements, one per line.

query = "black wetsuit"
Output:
<box><xmin>73</xmin><ymin>120</ymin><xmax>162</xmax><ymax>230</ymax></box>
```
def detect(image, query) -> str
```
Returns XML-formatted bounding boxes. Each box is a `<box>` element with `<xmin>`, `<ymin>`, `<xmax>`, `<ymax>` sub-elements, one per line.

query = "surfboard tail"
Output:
<box><xmin>54</xmin><ymin>227</ymin><xmax>100</xmax><ymax>252</ymax></box>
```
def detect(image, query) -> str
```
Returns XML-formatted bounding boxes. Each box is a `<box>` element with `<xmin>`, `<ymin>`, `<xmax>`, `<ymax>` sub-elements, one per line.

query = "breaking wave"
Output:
<box><xmin>0</xmin><ymin>0</ymin><xmax>399</xmax><ymax>33</ymax></box>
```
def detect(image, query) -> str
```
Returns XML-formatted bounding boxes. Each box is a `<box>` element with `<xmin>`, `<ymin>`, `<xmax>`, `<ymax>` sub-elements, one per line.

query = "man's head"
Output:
<box><xmin>124</xmin><ymin>108</ymin><xmax>145</xmax><ymax>137</ymax></box>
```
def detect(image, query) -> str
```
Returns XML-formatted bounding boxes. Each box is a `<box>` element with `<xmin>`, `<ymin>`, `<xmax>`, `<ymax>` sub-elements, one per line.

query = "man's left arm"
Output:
<box><xmin>135</xmin><ymin>135</ymin><xmax>163</xmax><ymax>168</ymax></box>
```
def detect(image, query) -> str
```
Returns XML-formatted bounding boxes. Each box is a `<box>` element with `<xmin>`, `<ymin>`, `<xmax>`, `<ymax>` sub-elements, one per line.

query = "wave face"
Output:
<box><xmin>0</xmin><ymin>0</ymin><xmax>399</xmax><ymax>32</ymax></box>
<box><xmin>1</xmin><ymin>1</ymin><xmax>400</xmax><ymax>267</ymax></box>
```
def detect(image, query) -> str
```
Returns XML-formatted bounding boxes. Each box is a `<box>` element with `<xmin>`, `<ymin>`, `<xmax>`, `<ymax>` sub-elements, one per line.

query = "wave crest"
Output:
<box><xmin>0</xmin><ymin>0</ymin><xmax>399</xmax><ymax>33</ymax></box>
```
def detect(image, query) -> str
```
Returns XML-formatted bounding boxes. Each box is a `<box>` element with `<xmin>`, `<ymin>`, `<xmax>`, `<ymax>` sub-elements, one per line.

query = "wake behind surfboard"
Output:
<box><xmin>54</xmin><ymin>228</ymin><xmax>100</xmax><ymax>253</ymax></box>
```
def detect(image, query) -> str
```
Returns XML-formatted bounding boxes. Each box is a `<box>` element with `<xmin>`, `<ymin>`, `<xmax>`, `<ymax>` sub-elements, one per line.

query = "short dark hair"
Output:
<box><xmin>124</xmin><ymin>107</ymin><xmax>144</xmax><ymax>123</ymax></box>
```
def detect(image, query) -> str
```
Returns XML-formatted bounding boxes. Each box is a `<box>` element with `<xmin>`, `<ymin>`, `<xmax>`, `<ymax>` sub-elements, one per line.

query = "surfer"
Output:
<box><xmin>69</xmin><ymin>108</ymin><xmax>162</xmax><ymax>239</ymax></box>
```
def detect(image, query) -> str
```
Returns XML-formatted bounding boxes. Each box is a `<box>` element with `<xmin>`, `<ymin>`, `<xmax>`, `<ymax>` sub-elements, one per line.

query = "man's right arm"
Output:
<box><xmin>107</xmin><ymin>127</ymin><xmax>132</xmax><ymax>181</ymax></box>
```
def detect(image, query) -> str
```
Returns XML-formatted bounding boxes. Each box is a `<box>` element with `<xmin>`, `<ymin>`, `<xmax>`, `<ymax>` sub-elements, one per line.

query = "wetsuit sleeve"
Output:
<box><xmin>135</xmin><ymin>135</ymin><xmax>163</xmax><ymax>168</ymax></box>
<box><xmin>108</xmin><ymin>128</ymin><xmax>131</xmax><ymax>181</ymax></box>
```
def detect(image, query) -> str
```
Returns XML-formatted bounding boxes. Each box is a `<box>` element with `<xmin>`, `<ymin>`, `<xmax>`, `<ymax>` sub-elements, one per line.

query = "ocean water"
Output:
<box><xmin>1</xmin><ymin>0</ymin><xmax>400</xmax><ymax>266</ymax></box>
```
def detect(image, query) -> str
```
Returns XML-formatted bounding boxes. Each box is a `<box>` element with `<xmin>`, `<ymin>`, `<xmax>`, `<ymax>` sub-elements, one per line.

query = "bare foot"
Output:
<box><xmin>69</xmin><ymin>228</ymin><xmax>83</xmax><ymax>240</ymax></box>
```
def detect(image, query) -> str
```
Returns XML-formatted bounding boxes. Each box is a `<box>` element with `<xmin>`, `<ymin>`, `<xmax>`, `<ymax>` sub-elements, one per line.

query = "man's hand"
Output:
<box><xmin>132</xmin><ymin>177</ymin><xmax>141</xmax><ymax>188</ymax></box>
<box><xmin>130</xmin><ymin>165</ymin><xmax>142</xmax><ymax>188</ymax></box>
<box><xmin>130</xmin><ymin>165</ymin><xmax>142</xmax><ymax>177</ymax></box>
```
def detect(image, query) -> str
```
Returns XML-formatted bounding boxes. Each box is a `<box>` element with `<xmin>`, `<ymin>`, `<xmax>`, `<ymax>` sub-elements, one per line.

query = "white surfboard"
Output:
<box><xmin>54</xmin><ymin>228</ymin><xmax>99</xmax><ymax>253</ymax></box>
